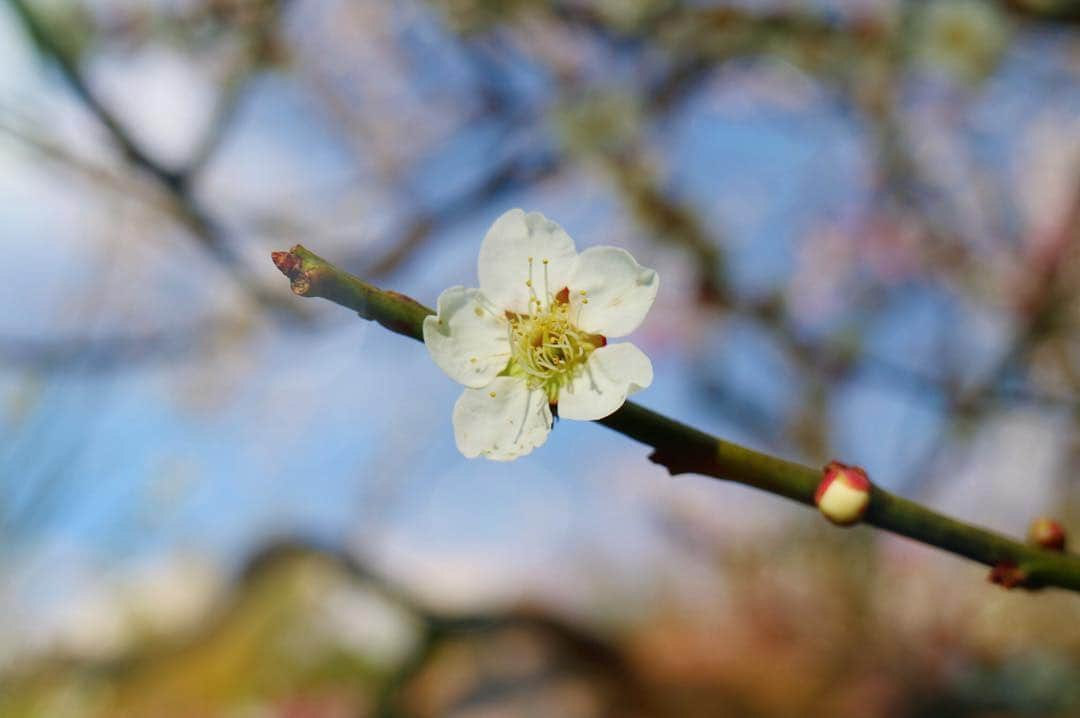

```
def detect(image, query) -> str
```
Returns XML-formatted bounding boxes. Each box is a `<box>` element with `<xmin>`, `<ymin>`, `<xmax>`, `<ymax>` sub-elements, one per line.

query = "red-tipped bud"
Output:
<box><xmin>815</xmin><ymin>461</ymin><xmax>872</xmax><ymax>526</ymax></box>
<box><xmin>1028</xmin><ymin>517</ymin><xmax>1066</xmax><ymax>552</ymax></box>
<box><xmin>271</xmin><ymin>249</ymin><xmax>301</xmax><ymax>277</ymax></box>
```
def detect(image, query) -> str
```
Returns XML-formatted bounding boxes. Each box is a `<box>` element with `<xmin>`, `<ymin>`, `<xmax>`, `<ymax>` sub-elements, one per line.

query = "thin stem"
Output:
<box><xmin>272</xmin><ymin>245</ymin><xmax>1080</xmax><ymax>593</ymax></box>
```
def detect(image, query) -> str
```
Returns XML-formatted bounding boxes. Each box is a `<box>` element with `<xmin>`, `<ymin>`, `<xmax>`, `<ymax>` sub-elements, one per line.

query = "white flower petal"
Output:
<box><xmin>556</xmin><ymin>343</ymin><xmax>653</xmax><ymax>421</ymax></box>
<box><xmin>452</xmin><ymin>377</ymin><xmax>552</xmax><ymax>460</ymax></box>
<box><xmin>423</xmin><ymin>286</ymin><xmax>510</xmax><ymax>388</ymax></box>
<box><xmin>567</xmin><ymin>246</ymin><xmax>658</xmax><ymax>338</ymax></box>
<box><xmin>477</xmin><ymin>209</ymin><xmax>578</xmax><ymax>314</ymax></box>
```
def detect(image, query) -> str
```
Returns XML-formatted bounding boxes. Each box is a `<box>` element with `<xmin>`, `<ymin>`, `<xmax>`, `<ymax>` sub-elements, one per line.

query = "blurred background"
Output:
<box><xmin>2</xmin><ymin>0</ymin><xmax>1080</xmax><ymax>716</ymax></box>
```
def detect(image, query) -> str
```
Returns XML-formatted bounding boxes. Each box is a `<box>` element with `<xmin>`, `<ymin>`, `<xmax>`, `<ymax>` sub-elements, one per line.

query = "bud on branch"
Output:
<box><xmin>1029</xmin><ymin>517</ymin><xmax>1067</xmax><ymax>552</ymax></box>
<box><xmin>815</xmin><ymin>462</ymin><xmax>871</xmax><ymax>526</ymax></box>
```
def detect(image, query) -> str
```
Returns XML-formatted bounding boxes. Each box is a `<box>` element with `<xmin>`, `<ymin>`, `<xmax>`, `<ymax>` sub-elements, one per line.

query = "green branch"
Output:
<box><xmin>272</xmin><ymin>245</ymin><xmax>1080</xmax><ymax>593</ymax></box>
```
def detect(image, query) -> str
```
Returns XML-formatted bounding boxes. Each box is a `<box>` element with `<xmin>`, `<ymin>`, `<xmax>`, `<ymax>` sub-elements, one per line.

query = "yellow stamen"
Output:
<box><xmin>505</xmin><ymin>271</ymin><xmax>605</xmax><ymax>402</ymax></box>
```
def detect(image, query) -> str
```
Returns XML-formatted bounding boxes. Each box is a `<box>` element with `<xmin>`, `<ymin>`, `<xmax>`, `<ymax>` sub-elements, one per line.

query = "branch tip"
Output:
<box><xmin>271</xmin><ymin>248</ymin><xmax>302</xmax><ymax>277</ymax></box>
<box><xmin>271</xmin><ymin>248</ymin><xmax>314</xmax><ymax>296</ymax></box>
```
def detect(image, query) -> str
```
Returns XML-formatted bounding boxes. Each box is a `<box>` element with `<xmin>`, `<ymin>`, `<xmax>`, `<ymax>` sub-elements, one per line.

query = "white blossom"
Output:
<box><xmin>424</xmin><ymin>209</ymin><xmax>658</xmax><ymax>460</ymax></box>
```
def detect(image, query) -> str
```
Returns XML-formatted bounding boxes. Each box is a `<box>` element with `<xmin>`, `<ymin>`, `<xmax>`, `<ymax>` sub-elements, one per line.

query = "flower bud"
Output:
<box><xmin>815</xmin><ymin>461</ymin><xmax>871</xmax><ymax>526</ymax></box>
<box><xmin>1028</xmin><ymin>517</ymin><xmax>1066</xmax><ymax>552</ymax></box>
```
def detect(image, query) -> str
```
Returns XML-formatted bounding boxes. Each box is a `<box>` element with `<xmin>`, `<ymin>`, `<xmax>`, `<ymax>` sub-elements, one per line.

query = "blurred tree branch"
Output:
<box><xmin>1005</xmin><ymin>0</ymin><xmax>1080</xmax><ymax>24</ymax></box>
<box><xmin>7</xmin><ymin>0</ymin><xmax>301</xmax><ymax>317</ymax></box>
<box><xmin>0</xmin><ymin>321</ymin><xmax>244</xmax><ymax>373</ymax></box>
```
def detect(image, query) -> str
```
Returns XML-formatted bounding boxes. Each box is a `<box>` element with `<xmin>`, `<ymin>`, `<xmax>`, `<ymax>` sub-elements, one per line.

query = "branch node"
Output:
<box><xmin>648</xmin><ymin>447</ymin><xmax>708</xmax><ymax>477</ymax></box>
<box><xmin>988</xmin><ymin>561</ymin><xmax>1030</xmax><ymax>590</ymax></box>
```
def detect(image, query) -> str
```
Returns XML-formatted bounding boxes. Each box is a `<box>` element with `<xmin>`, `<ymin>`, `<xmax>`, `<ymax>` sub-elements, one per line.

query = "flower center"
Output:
<box><xmin>504</xmin><ymin>261</ymin><xmax>604</xmax><ymax>403</ymax></box>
